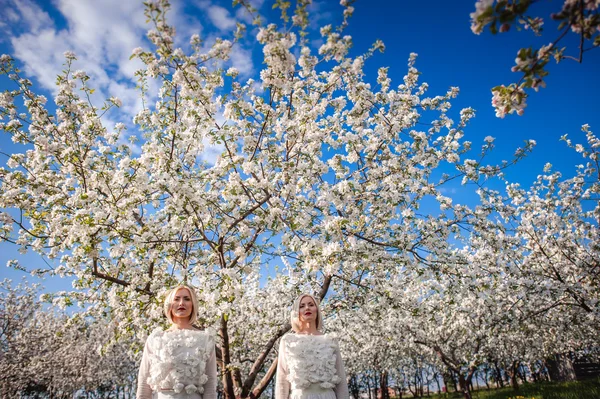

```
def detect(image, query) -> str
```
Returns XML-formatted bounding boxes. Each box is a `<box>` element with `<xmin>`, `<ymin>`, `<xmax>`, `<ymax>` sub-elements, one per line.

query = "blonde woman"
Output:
<box><xmin>276</xmin><ymin>294</ymin><xmax>349</xmax><ymax>399</ymax></box>
<box><xmin>137</xmin><ymin>285</ymin><xmax>217</xmax><ymax>399</ymax></box>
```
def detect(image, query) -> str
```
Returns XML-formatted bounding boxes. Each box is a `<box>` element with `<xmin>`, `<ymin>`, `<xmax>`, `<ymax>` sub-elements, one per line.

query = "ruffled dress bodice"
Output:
<box><xmin>275</xmin><ymin>334</ymin><xmax>349</xmax><ymax>399</ymax></box>
<box><xmin>136</xmin><ymin>328</ymin><xmax>217</xmax><ymax>399</ymax></box>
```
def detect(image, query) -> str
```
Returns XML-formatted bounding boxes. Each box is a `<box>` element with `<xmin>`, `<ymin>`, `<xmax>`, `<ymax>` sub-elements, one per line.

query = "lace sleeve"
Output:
<box><xmin>202</xmin><ymin>339</ymin><xmax>218</xmax><ymax>399</ymax></box>
<box><xmin>333</xmin><ymin>343</ymin><xmax>349</xmax><ymax>399</ymax></box>
<box><xmin>275</xmin><ymin>337</ymin><xmax>290</xmax><ymax>399</ymax></box>
<box><xmin>136</xmin><ymin>337</ymin><xmax>154</xmax><ymax>399</ymax></box>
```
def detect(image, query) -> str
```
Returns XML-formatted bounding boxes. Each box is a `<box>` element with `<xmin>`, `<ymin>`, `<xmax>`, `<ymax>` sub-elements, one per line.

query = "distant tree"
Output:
<box><xmin>0</xmin><ymin>280</ymin><xmax>138</xmax><ymax>397</ymax></box>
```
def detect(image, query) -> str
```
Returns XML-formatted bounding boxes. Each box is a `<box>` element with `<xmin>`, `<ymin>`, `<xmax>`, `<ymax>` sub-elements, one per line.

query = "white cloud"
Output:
<box><xmin>7</xmin><ymin>1</ymin><xmax>147</xmax><ymax>99</ymax></box>
<box><xmin>200</xmin><ymin>137</ymin><xmax>225</xmax><ymax>165</ymax></box>
<box><xmin>12</xmin><ymin>0</ymin><xmax>53</xmax><ymax>33</ymax></box>
<box><xmin>206</xmin><ymin>5</ymin><xmax>236</xmax><ymax>31</ymax></box>
<box><xmin>166</xmin><ymin>0</ymin><xmax>204</xmax><ymax>49</ymax></box>
<box><xmin>230</xmin><ymin>47</ymin><xmax>254</xmax><ymax>78</ymax></box>
<box><xmin>2</xmin><ymin>0</ymin><xmax>231</xmax><ymax>161</ymax></box>
<box><xmin>438</xmin><ymin>187</ymin><xmax>459</xmax><ymax>195</ymax></box>
<box><xmin>53</xmin><ymin>0</ymin><xmax>147</xmax><ymax>77</ymax></box>
<box><xmin>3</xmin><ymin>7</ymin><xmax>20</xmax><ymax>24</ymax></box>
<box><xmin>307</xmin><ymin>1</ymin><xmax>333</xmax><ymax>31</ymax></box>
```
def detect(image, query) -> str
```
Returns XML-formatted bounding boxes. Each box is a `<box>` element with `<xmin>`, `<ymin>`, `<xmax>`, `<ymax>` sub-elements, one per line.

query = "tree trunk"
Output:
<box><xmin>546</xmin><ymin>353</ymin><xmax>576</xmax><ymax>382</ymax></box>
<box><xmin>506</xmin><ymin>361</ymin><xmax>520</xmax><ymax>392</ymax></box>
<box><xmin>457</xmin><ymin>374</ymin><xmax>472</xmax><ymax>399</ymax></box>
<box><xmin>379</xmin><ymin>371</ymin><xmax>389</xmax><ymax>399</ymax></box>
<box><xmin>219</xmin><ymin>315</ymin><xmax>236</xmax><ymax>399</ymax></box>
<box><xmin>271</xmin><ymin>378</ymin><xmax>275</xmax><ymax>399</ymax></box>
<box><xmin>495</xmin><ymin>362</ymin><xmax>504</xmax><ymax>388</ymax></box>
<box><xmin>451</xmin><ymin>370</ymin><xmax>458</xmax><ymax>392</ymax></box>
<box><xmin>372</xmin><ymin>371</ymin><xmax>378</xmax><ymax>399</ymax></box>
<box><xmin>483</xmin><ymin>368</ymin><xmax>490</xmax><ymax>390</ymax></box>
<box><xmin>519</xmin><ymin>364</ymin><xmax>528</xmax><ymax>383</ymax></box>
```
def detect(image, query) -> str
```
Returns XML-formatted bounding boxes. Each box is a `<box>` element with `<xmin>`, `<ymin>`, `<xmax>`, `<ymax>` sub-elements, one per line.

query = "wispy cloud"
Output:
<box><xmin>0</xmin><ymin>0</ymin><xmax>54</xmax><ymax>37</ymax></box>
<box><xmin>0</xmin><ymin>0</ymin><xmax>262</xmax><ymax>160</ymax></box>
<box><xmin>3</xmin><ymin>0</ymin><xmax>147</xmax><ymax>111</ymax></box>
<box><xmin>206</xmin><ymin>5</ymin><xmax>237</xmax><ymax>31</ymax></box>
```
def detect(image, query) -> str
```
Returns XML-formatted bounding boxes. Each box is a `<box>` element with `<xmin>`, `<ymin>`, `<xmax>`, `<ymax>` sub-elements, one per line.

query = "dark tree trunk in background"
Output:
<box><xmin>348</xmin><ymin>374</ymin><xmax>361</xmax><ymax>399</ymax></box>
<box><xmin>457</xmin><ymin>374</ymin><xmax>472</xmax><ymax>399</ymax></box>
<box><xmin>505</xmin><ymin>361</ymin><xmax>520</xmax><ymax>392</ymax></box>
<box><xmin>379</xmin><ymin>371</ymin><xmax>389</xmax><ymax>399</ymax></box>
<box><xmin>494</xmin><ymin>362</ymin><xmax>504</xmax><ymax>388</ymax></box>
<box><xmin>372</xmin><ymin>371</ymin><xmax>378</xmax><ymax>399</ymax></box>
<box><xmin>547</xmin><ymin>354</ymin><xmax>577</xmax><ymax>382</ymax></box>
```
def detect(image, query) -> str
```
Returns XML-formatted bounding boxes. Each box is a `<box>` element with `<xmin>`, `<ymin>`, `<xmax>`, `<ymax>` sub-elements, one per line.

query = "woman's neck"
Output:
<box><xmin>170</xmin><ymin>318</ymin><xmax>193</xmax><ymax>330</ymax></box>
<box><xmin>297</xmin><ymin>322</ymin><xmax>320</xmax><ymax>335</ymax></box>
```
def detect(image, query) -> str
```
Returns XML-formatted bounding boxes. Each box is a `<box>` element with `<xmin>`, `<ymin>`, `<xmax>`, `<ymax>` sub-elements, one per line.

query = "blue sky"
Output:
<box><xmin>1</xmin><ymin>0</ymin><xmax>599</xmax><ymax>293</ymax></box>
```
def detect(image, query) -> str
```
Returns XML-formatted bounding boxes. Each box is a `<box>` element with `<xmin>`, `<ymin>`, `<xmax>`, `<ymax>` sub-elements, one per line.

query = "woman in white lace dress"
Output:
<box><xmin>137</xmin><ymin>285</ymin><xmax>217</xmax><ymax>399</ymax></box>
<box><xmin>275</xmin><ymin>294</ymin><xmax>349</xmax><ymax>399</ymax></box>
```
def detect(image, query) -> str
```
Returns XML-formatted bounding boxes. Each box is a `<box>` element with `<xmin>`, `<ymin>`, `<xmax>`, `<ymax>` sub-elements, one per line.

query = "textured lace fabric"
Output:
<box><xmin>275</xmin><ymin>334</ymin><xmax>349</xmax><ymax>399</ymax></box>
<box><xmin>136</xmin><ymin>328</ymin><xmax>217</xmax><ymax>399</ymax></box>
<box><xmin>290</xmin><ymin>383</ymin><xmax>337</xmax><ymax>399</ymax></box>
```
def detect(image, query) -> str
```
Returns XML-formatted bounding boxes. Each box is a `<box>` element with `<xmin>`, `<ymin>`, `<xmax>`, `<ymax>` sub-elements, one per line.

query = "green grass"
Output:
<box><xmin>425</xmin><ymin>378</ymin><xmax>600</xmax><ymax>399</ymax></box>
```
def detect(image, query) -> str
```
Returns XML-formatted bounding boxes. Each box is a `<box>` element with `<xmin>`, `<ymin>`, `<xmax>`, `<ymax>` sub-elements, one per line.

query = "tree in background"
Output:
<box><xmin>0</xmin><ymin>279</ymin><xmax>138</xmax><ymax>398</ymax></box>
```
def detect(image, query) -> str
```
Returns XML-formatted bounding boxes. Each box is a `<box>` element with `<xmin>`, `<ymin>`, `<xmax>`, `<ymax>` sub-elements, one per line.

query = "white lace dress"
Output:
<box><xmin>136</xmin><ymin>328</ymin><xmax>217</xmax><ymax>399</ymax></box>
<box><xmin>275</xmin><ymin>334</ymin><xmax>349</xmax><ymax>399</ymax></box>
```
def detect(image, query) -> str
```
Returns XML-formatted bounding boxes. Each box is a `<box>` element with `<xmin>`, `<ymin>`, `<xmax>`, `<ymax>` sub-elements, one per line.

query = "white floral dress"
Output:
<box><xmin>136</xmin><ymin>328</ymin><xmax>217</xmax><ymax>399</ymax></box>
<box><xmin>275</xmin><ymin>334</ymin><xmax>349</xmax><ymax>399</ymax></box>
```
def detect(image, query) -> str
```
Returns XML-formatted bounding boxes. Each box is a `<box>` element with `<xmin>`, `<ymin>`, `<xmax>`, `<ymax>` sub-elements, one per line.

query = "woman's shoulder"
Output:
<box><xmin>148</xmin><ymin>327</ymin><xmax>166</xmax><ymax>339</ymax></box>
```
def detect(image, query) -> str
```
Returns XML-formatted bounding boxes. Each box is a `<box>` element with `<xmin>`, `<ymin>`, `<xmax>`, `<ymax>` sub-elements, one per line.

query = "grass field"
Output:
<box><xmin>425</xmin><ymin>378</ymin><xmax>600</xmax><ymax>399</ymax></box>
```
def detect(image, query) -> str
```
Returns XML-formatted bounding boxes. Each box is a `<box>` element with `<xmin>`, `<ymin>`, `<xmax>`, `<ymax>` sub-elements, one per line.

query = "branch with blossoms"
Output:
<box><xmin>470</xmin><ymin>0</ymin><xmax>600</xmax><ymax>117</ymax></box>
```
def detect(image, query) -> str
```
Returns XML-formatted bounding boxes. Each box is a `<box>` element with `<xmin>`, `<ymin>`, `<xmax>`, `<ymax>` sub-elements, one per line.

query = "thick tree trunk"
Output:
<box><xmin>546</xmin><ymin>354</ymin><xmax>576</xmax><ymax>382</ymax></box>
<box><xmin>506</xmin><ymin>361</ymin><xmax>520</xmax><ymax>392</ymax></box>
<box><xmin>457</xmin><ymin>374</ymin><xmax>472</xmax><ymax>399</ymax></box>
<box><xmin>379</xmin><ymin>370</ymin><xmax>389</xmax><ymax>399</ymax></box>
<box><xmin>220</xmin><ymin>315</ymin><xmax>236</xmax><ymax>399</ymax></box>
<box><xmin>494</xmin><ymin>363</ymin><xmax>504</xmax><ymax>388</ymax></box>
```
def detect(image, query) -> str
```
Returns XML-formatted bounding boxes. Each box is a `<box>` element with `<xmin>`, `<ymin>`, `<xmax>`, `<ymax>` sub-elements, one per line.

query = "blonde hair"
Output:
<box><xmin>290</xmin><ymin>293</ymin><xmax>323</xmax><ymax>333</ymax></box>
<box><xmin>163</xmin><ymin>285</ymin><xmax>199</xmax><ymax>325</ymax></box>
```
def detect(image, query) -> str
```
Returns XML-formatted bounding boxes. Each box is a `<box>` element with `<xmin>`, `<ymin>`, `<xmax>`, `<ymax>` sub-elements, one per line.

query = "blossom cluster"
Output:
<box><xmin>469</xmin><ymin>0</ymin><xmax>599</xmax><ymax>116</ymax></box>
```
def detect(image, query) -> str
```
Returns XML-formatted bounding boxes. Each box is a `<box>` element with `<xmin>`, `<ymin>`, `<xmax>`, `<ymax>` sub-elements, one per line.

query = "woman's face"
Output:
<box><xmin>170</xmin><ymin>287</ymin><xmax>193</xmax><ymax>321</ymax></box>
<box><xmin>298</xmin><ymin>295</ymin><xmax>318</xmax><ymax>324</ymax></box>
